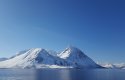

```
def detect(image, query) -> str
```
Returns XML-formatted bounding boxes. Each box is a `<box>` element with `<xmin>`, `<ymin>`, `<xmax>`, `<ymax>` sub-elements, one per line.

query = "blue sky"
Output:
<box><xmin>0</xmin><ymin>0</ymin><xmax>125</xmax><ymax>63</ymax></box>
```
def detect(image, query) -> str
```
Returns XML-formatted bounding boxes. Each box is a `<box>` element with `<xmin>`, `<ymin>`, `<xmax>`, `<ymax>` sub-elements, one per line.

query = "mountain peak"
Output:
<box><xmin>0</xmin><ymin>46</ymin><xmax>101</xmax><ymax>69</ymax></box>
<box><xmin>58</xmin><ymin>46</ymin><xmax>101</xmax><ymax>68</ymax></box>
<box><xmin>67</xmin><ymin>46</ymin><xmax>79</xmax><ymax>50</ymax></box>
<box><xmin>67</xmin><ymin>46</ymin><xmax>83</xmax><ymax>53</ymax></box>
<box><xmin>59</xmin><ymin>46</ymin><xmax>86</xmax><ymax>59</ymax></box>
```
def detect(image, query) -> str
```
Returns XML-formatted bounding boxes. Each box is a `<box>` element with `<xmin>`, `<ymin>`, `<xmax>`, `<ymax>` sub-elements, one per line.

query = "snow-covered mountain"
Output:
<box><xmin>0</xmin><ymin>58</ymin><xmax>8</xmax><ymax>61</ymax></box>
<box><xmin>0</xmin><ymin>47</ymin><xmax>101</xmax><ymax>69</ymax></box>
<box><xmin>58</xmin><ymin>46</ymin><xmax>101</xmax><ymax>68</ymax></box>
<box><xmin>99</xmin><ymin>63</ymin><xmax>125</xmax><ymax>69</ymax></box>
<box><xmin>0</xmin><ymin>48</ymin><xmax>68</xmax><ymax>68</ymax></box>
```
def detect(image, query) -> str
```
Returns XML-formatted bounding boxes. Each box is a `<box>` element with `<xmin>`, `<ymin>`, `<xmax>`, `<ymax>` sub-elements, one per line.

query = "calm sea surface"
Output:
<box><xmin>0</xmin><ymin>69</ymin><xmax>125</xmax><ymax>80</ymax></box>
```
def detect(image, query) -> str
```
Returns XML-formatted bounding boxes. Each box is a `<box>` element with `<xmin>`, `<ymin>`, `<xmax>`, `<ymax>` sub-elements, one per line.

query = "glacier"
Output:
<box><xmin>0</xmin><ymin>46</ymin><xmax>102</xmax><ymax>69</ymax></box>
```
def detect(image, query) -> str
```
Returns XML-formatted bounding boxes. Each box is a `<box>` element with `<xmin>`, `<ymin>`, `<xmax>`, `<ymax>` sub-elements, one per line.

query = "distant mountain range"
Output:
<box><xmin>0</xmin><ymin>58</ymin><xmax>8</xmax><ymax>61</ymax></box>
<box><xmin>98</xmin><ymin>63</ymin><xmax>125</xmax><ymax>69</ymax></box>
<box><xmin>0</xmin><ymin>46</ymin><xmax>124</xmax><ymax>69</ymax></box>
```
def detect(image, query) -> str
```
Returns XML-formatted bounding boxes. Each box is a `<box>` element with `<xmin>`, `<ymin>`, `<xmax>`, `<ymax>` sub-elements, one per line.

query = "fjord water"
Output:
<box><xmin>0</xmin><ymin>69</ymin><xmax>125</xmax><ymax>80</ymax></box>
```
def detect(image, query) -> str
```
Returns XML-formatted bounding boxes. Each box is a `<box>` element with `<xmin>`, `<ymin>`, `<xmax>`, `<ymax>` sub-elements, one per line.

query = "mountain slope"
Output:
<box><xmin>0</xmin><ymin>47</ymin><xmax>102</xmax><ymax>69</ymax></box>
<box><xmin>59</xmin><ymin>46</ymin><xmax>101</xmax><ymax>68</ymax></box>
<box><xmin>0</xmin><ymin>58</ymin><xmax>8</xmax><ymax>61</ymax></box>
<box><xmin>0</xmin><ymin>48</ymin><xmax>67</xmax><ymax>68</ymax></box>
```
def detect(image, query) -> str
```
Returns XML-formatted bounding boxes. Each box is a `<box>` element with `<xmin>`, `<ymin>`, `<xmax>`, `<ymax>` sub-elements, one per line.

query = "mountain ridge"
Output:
<box><xmin>0</xmin><ymin>47</ymin><xmax>102</xmax><ymax>69</ymax></box>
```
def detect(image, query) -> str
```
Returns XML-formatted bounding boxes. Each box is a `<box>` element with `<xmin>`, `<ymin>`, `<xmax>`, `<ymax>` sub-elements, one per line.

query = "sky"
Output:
<box><xmin>0</xmin><ymin>0</ymin><xmax>125</xmax><ymax>63</ymax></box>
